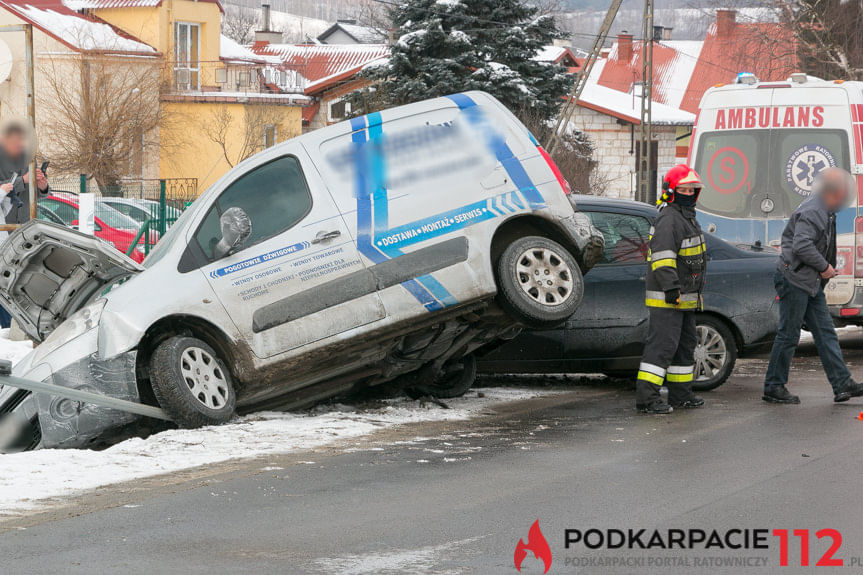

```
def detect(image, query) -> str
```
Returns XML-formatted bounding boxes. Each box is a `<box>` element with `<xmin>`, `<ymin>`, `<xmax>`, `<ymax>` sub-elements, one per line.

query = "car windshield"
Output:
<box><xmin>95</xmin><ymin>203</ymin><xmax>141</xmax><ymax>230</ymax></box>
<box><xmin>694</xmin><ymin>128</ymin><xmax>850</xmax><ymax>219</ymax></box>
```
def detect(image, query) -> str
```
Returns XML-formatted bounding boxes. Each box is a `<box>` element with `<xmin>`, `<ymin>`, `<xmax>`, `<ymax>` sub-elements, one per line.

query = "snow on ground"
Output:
<box><xmin>0</xmin><ymin>387</ymin><xmax>558</xmax><ymax>514</ymax></box>
<box><xmin>0</xmin><ymin>329</ymin><xmax>33</xmax><ymax>365</ymax></box>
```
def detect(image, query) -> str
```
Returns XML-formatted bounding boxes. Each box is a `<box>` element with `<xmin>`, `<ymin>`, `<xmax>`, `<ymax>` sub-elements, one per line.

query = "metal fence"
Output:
<box><xmin>37</xmin><ymin>176</ymin><xmax>199</xmax><ymax>262</ymax></box>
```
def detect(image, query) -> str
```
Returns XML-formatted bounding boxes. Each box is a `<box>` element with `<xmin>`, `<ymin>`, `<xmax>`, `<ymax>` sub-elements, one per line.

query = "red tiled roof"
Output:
<box><xmin>0</xmin><ymin>0</ymin><xmax>157</xmax><ymax>54</ymax></box>
<box><xmin>63</xmin><ymin>0</ymin><xmax>223</xmax><ymax>13</ymax></box>
<box><xmin>251</xmin><ymin>43</ymin><xmax>389</xmax><ymax>95</ymax></box>
<box><xmin>679</xmin><ymin>22</ymin><xmax>797</xmax><ymax>112</ymax></box>
<box><xmin>594</xmin><ymin>16</ymin><xmax>797</xmax><ymax>114</ymax></box>
<box><xmin>301</xmin><ymin>101</ymin><xmax>320</xmax><ymax>125</ymax></box>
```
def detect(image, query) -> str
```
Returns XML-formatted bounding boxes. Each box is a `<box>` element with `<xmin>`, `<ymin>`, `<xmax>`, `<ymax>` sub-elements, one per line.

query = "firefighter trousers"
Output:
<box><xmin>636</xmin><ymin>308</ymin><xmax>698</xmax><ymax>406</ymax></box>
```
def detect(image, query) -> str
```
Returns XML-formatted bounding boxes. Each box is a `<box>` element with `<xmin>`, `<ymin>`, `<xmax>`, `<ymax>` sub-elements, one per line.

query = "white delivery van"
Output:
<box><xmin>0</xmin><ymin>92</ymin><xmax>603</xmax><ymax>450</ymax></box>
<box><xmin>691</xmin><ymin>76</ymin><xmax>863</xmax><ymax>320</ymax></box>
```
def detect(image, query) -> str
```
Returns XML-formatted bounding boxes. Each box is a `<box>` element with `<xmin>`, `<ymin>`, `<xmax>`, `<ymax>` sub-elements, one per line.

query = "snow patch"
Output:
<box><xmin>0</xmin><ymin>387</ymin><xmax>557</xmax><ymax>513</ymax></box>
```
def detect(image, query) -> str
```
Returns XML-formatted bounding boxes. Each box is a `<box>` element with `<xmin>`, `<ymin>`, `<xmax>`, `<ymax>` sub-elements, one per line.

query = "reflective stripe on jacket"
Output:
<box><xmin>645</xmin><ymin>202</ymin><xmax>706</xmax><ymax>309</ymax></box>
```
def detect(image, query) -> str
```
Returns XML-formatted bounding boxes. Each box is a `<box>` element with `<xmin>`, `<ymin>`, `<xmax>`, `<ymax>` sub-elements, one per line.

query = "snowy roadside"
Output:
<box><xmin>0</xmin><ymin>386</ymin><xmax>559</xmax><ymax>515</ymax></box>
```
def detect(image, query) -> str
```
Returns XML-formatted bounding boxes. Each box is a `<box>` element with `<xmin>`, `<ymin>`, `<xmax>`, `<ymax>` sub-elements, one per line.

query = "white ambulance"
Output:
<box><xmin>691</xmin><ymin>75</ymin><xmax>863</xmax><ymax>321</ymax></box>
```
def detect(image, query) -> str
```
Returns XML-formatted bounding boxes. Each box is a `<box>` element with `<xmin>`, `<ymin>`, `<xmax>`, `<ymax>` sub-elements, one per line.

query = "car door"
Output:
<box><xmin>564</xmin><ymin>209</ymin><xmax>653</xmax><ymax>367</ymax></box>
<box><xmin>185</xmin><ymin>148</ymin><xmax>386</xmax><ymax>359</ymax></box>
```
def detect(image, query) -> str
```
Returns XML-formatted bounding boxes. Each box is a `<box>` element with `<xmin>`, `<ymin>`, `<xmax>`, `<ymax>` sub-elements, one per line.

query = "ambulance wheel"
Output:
<box><xmin>495</xmin><ymin>235</ymin><xmax>584</xmax><ymax>328</ymax></box>
<box><xmin>150</xmin><ymin>336</ymin><xmax>236</xmax><ymax>428</ymax></box>
<box><xmin>691</xmin><ymin>315</ymin><xmax>737</xmax><ymax>392</ymax></box>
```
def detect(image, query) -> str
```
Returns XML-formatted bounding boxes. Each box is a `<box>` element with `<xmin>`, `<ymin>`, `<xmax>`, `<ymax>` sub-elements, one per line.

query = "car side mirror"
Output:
<box><xmin>213</xmin><ymin>207</ymin><xmax>252</xmax><ymax>258</ymax></box>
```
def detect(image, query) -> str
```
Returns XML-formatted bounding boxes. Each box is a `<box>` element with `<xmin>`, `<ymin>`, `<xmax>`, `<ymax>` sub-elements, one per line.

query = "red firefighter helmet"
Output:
<box><xmin>659</xmin><ymin>164</ymin><xmax>703</xmax><ymax>205</ymax></box>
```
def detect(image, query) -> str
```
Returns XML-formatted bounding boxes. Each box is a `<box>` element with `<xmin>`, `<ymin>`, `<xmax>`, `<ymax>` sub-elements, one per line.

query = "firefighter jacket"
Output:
<box><xmin>645</xmin><ymin>202</ymin><xmax>706</xmax><ymax>310</ymax></box>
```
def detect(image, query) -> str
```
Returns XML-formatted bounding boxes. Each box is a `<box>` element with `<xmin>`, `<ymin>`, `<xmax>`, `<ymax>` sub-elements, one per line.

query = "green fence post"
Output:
<box><xmin>159</xmin><ymin>179</ymin><xmax>167</xmax><ymax>237</ymax></box>
<box><xmin>79</xmin><ymin>174</ymin><xmax>86</xmax><ymax>195</ymax></box>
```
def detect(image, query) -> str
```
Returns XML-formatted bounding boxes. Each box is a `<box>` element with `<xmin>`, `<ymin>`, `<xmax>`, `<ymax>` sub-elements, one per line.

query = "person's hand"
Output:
<box><xmin>665</xmin><ymin>288</ymin><xmax>681</xmax><ymax>305</ymax></box>
<box><xmin>821</xmin><ymin>265</ymin><xmax>837</xmax><ymax>279</ymax></box>
<box><xmin>0</xmin><ymin>183</ymin><xmax>12</xmax><ymax>197</ymax></box>
<box><xmin>35</xmin><ymin>169</ymin><xmax>47</xmax><ymax>191</ymax></box>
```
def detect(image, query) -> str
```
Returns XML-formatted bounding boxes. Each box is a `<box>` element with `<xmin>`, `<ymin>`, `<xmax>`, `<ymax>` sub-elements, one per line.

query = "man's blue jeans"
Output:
<box><xmin>764</xmin><ymin>270</ymin><xmax>851</xmax><ymax>392</ymax></box>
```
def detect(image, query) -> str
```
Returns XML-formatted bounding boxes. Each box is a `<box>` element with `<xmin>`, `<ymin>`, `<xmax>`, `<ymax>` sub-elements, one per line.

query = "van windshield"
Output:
<box><xmin>694</xmin><ymin>128</ymin><xmax>850</xmax><ymax>219</ymax></box>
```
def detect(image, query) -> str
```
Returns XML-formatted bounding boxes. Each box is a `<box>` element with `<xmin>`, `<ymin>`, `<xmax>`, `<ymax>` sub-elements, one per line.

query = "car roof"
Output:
<box><xmin>572</xmin><ymin>195</ymin><xmax>658</xmax><ymax>215</ymax></box>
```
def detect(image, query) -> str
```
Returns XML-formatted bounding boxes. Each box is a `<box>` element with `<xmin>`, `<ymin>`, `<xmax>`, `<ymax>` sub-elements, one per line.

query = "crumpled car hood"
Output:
<box><xmin>0</xmin><ymin>221</ymin><xmax>142</xmax><ymax>342</ymax></box>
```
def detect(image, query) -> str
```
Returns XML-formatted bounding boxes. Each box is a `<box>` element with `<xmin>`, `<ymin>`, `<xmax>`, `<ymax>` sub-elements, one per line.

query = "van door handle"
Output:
<box><xmin>312</xmin><ymin>230</ymin><xmax>341</xmax><ymax>244</ymax></box>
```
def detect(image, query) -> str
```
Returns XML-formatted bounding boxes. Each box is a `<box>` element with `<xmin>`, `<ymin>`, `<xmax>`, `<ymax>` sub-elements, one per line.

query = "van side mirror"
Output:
<box><xmin>214</xmin><ymin>207</ymin><xmax>252</xmax><ymax>258</ymax></box>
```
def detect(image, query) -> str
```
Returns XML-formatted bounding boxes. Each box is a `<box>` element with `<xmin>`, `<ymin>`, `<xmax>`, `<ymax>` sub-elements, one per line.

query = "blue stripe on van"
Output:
<box><xmin>445</xmin><ymin>93</ymin><xmax>545</xmax><ymax>209</ymax></box>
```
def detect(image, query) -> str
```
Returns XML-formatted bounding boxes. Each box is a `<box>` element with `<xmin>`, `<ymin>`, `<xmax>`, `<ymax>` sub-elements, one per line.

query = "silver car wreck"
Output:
<box><xmin>0</xmin><ymin>92</ymin><xmax>602</xmax><ymax>450</ymax></box>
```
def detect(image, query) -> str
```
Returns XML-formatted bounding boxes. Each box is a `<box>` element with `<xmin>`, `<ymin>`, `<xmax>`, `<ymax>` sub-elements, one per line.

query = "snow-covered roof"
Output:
<box><xmin>577</xmin><ymin>82</ymin><xmax>695</xmax><ymax>126</ymax></box>
<box><xmin>317</xmin><ymin>21</ymin><xmax>385</xmax><ymax>44</ymax></box>
<box><xmin>251</xmin><ymin>43</ymin><xmax>389</xmax><ymax>95</ymax></box>
<box><xmin>61</xmin><ymin>0</ymin><xmax>223</xmax><ymax>12</ymax></box>
<box><xmin>0</xmin><ymin>1</ymin><xmax>157</xmax><ymax>54</ymax></box>
<box><xmin>534</xmin><ymin>46</ymin><xmax>567</xmax><ymax>63</ymax></box>
<box><xmin>220</xmin><ymin>34</ymin><xmax>264</xmax><ymax>64</ymax></box>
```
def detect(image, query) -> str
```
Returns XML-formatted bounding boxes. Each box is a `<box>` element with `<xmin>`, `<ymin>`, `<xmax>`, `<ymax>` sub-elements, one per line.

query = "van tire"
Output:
<box><xmin>495</xmin><ymin>235</ymin><xmax>584</xmax><ymax>328</ymax></box>
<box><xmin>407</xmin><ymin>354</ymin><xmax>477</xmax><ymax>399</ymax></box>
<box><xmin>149</xmin><ymin>336</ymin><xmax>236</xmax><ymax>428</ymax></box>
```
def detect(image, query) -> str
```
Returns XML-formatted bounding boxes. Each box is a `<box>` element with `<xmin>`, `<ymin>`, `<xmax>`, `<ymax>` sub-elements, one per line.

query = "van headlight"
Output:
<box><xmin>33</xmin><ymin>300</ymin><xmax>106</xmax><ymax>365</ymax></box>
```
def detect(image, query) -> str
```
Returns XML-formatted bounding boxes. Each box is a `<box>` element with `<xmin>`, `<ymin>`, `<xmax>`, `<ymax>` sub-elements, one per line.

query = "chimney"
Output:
<box><xmin>255</xmin><ymin>3</ymin><xmax>283</xmax><ymax>44</ymax></box>
<box><xmin>716</xmin><ymin>9</ymin><xmax>737</xmax><ymax>38</ymax></box>
<box><xmin>617</xmin><ymin>31</ymin><xmax>633</xmax><ymax>61</ymax></box>
<box><xmin>262</xmin><ymin>3</ymin><xmax>270</xmax><ymax>31</ymax></box>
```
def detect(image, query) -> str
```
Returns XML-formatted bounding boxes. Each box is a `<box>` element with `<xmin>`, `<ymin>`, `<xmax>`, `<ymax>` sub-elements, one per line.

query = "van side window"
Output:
<box><xmin>193</xmin><ymin>156</ymin><xmax>313</xmax><ymax>262</ymax></box>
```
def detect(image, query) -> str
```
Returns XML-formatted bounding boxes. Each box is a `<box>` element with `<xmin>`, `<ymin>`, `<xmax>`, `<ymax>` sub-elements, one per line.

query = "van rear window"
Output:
<box><xmin>694</xmin><ymin>129</ymin><xmax>849</xmax><ymax>218</ymax></box>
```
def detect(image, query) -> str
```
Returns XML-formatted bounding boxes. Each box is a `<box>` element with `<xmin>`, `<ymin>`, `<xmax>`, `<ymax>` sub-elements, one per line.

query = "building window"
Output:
<box><xmin>264</xmin><ymin>125</ymin><xmax>277</xmax><ymax>148</ymax></box>
<box><xmin>329</xmin><ymin>99</ymin><xmax>350</xmax><ymax>121</ymax></box>
<box><xmin>174</xmin><ymin>22</ymin><xmax>200</xmax><ymax>90</ymax></box>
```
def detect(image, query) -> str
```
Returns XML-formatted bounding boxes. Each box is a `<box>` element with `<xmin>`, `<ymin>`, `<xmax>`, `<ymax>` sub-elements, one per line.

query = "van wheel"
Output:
<box><xmin>495</xmin><ymin>235</ymin><xmax>584</xmax><ymax>328</ymax></box>
<box><xmin>407</xmin><ymin>355</ymin><xmax>477</xmax><ymax>399</ymax></box>
<box><xmin>149</xmin><ymin>336</ymin><xmax>236</xmax><ymax>428</ymax></box>
<box><xmin>691</xmin><ymin>315</ymin><xmax>737</xmax><ymax>392</ymax></box>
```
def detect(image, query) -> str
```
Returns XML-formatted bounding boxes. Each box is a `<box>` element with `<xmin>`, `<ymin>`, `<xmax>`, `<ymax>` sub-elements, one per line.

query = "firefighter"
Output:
<box><xmin>636</xmin><ymin>164</ymin><xmax>707</xmax><ymax>414</ymax></box>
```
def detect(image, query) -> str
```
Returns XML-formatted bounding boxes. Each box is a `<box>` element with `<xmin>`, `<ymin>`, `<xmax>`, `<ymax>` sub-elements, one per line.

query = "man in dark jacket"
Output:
<box><xmin>0</xmin><ymin>122</ymin><xmax>48</xmax><ymax>226</ymax></box>
<box><xmin>636</xmin><ymin>165</ymin><xmax>707</xmax><ymax>414</ymax></box>
<box><xmin>763</xmin><ymin>167</ymin><xmax>863</xmax><ymax>404</ymax></box>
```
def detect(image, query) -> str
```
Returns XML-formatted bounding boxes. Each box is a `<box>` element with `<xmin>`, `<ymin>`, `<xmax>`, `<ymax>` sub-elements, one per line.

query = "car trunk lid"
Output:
<box><xmin>0</xmin><ymin>221</ymin><xmax>143</xmax><ymax>342</ymax></box>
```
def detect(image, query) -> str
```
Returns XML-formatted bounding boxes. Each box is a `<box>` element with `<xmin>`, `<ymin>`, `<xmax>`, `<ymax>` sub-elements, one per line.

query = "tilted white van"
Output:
<box><xmin>0</xmin><ymin>92</ymin><xmax>603</xmax><ymax>449</ymax></box>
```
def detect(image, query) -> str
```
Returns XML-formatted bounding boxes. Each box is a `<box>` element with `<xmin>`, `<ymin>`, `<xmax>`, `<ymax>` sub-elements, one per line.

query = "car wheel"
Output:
<box><xmin>407</xmin><ymin>355</ymin><xmax>477</xmax><ymax>399</ymax></box>
<box><xmin>691</xmin><ymin>315</ymin><xmax>737</xmax><ymax>392</ymax></box>
<box><xmin>149</xmin><ymin>336</ymin><xmax>236</xmax><ymax>428</ymax></box>
<box><xmin>495</xmin><ymin>235</ymin><xmax>584</xmax><ymax>328</ymax></box>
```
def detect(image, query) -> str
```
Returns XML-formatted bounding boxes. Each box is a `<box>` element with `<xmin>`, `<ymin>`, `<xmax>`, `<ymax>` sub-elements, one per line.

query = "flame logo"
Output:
<box><xmin>514</xmin><ymin>519</ymin><xmax>552</xmax><ymax>573</ymax></box>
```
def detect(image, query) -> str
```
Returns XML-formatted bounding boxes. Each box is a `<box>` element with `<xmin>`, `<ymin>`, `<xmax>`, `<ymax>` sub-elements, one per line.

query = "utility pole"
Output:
<box><xmin>637</xmin><ymin>0</ymin><xmax>654</xmax><ymax>204</ymax></box>
<box><xmin>545</xmin><ymin>0</ymin><xmax>623</xmax><ymax>156</ymax></box>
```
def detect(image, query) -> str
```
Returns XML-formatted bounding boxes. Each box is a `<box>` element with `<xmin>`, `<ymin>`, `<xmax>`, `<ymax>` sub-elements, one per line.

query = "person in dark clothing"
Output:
<box><xmin>636</xmin><ymin>164</ymin><xmax>707</xmax><ymax>414</ymax></box>
<box><xmin>763</xmin><ymin>167</ymin><xmax>863</xmax><ymax>404</ymax></box>
<box><xmin>0</xmin><ymin>122</ymin><xmax>48</xmax><ymax>226</ymax></box>
<box><xmin>0</xmin><ymin>122</ymin><xmax>48</xmax><ymax>329</ymax></box>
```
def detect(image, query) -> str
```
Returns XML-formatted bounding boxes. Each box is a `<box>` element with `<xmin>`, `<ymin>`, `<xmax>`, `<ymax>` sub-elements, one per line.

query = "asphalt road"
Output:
<box><xmin>4</xmin><ymin>332</ymin><xmax>863</xmax><ymax>574</ymax></box>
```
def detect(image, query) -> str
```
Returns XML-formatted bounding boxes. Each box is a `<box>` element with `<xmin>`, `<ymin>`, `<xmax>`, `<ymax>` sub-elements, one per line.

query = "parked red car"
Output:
<box><xmin>40</xmin><ymin>194</ymin><xmax>148</xmax><ymax>263</ymax></box>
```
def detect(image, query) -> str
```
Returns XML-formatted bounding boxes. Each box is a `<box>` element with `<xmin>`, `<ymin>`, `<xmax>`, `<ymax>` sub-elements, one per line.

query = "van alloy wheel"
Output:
<box><xmin>180</xmin><ymin>347</ymin><xmax>230</xmax><ymax>409</ymax></box>
<box><xmin>495</xmin><ymin>235</ymin><xmax>584</xmax><ymax>328</ymax></box>
<box><xmin>515</xmin><ymin>247</ymin><xmax>574</xmax><ymax>306</ymax></box>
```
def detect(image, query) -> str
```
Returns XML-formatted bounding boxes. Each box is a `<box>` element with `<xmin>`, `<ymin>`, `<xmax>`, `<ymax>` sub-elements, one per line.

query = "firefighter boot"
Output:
<box><xmin>667</xmin><ymin>382</ymin><xmax>705</xmax><ymax>409</ymax></box>
<box><xmin>636</xmin><ymin>381</ymin><xmax>673</xmax><ymax>414</ymax></box>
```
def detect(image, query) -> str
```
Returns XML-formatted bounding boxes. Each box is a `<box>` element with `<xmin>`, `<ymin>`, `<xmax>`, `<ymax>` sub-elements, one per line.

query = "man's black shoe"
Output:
<box><xmin>835</xmin><ymin>380</ymin><xmax>863</xmax><ymax>403</ymax></box>
<box><xmin>670</xmin><ymin>396</ymin><xmax>705</xmax><ymax>409</ymax></box>
<box><xmin>762</xmin><ymin>385</ymin><xmax>800</xmax><ymax>404</ymax></box>
<box><xmin>637</xmin><ymin>402</ymin><xmax>673</xmax><ymax>414</ymax></box>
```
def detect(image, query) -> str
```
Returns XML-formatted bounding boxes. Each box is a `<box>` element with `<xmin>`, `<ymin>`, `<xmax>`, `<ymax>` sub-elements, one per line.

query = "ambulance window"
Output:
<box><xmin>193</xmin><ymin>156</ymin><xmax>312</xmax><ymax>262</ymax></box>
<box><xmin>585</xmin><ymin>211</ymin><xmax>651</xmax><ymax>264</ymax></box>
<box><xmin>694</xmin><ymin>131</ymin><xmax>761</xmax><ymax>218</ymax></box>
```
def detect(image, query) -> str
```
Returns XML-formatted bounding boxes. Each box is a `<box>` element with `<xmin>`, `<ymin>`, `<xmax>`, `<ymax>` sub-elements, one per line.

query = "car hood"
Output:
<box><xmin>0</xmin><ymin>221</ymin><xmax>143</xmax><ymax>342</ymax></box>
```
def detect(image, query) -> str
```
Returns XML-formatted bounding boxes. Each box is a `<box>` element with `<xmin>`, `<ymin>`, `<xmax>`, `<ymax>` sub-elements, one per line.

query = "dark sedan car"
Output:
<box><xmin>479</xmin><ymin>196</ymin><xmax>780</xmax><ymax>391</ymax></box>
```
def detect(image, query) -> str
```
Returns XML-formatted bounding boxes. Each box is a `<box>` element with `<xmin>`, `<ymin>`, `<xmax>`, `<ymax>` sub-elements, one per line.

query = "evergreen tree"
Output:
<box><xmin>351</xmin><ymin>0</ymin><xmax>570</xmax><ymax>123</ymax></box>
